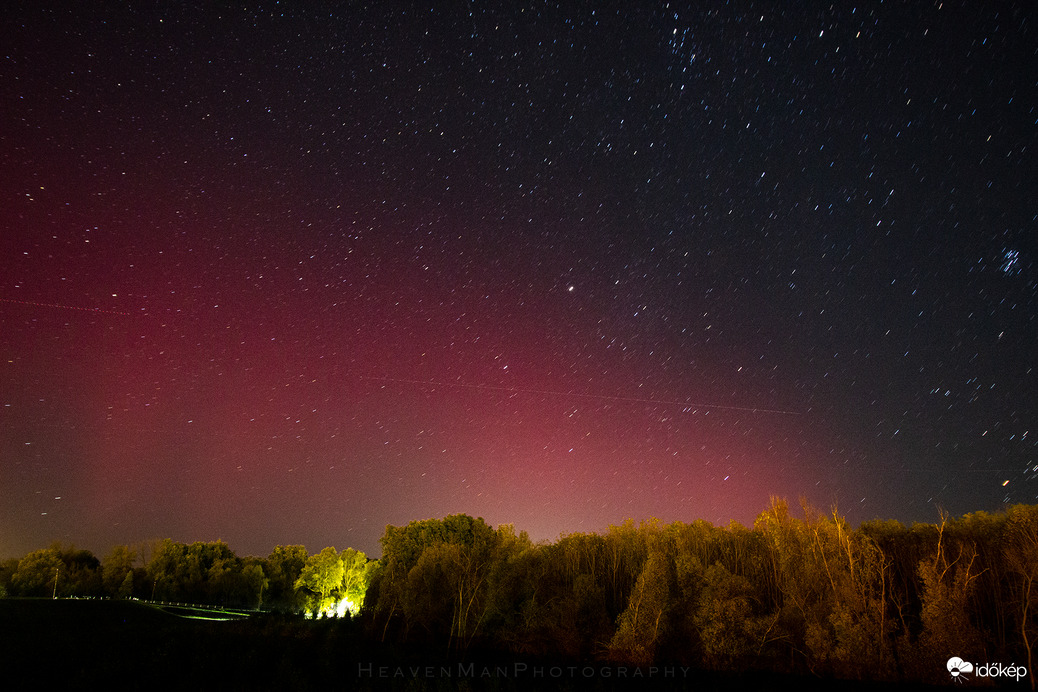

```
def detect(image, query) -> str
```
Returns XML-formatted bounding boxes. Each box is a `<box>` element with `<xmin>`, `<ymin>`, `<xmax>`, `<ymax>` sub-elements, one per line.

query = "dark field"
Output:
<box><xmin>0</xmin><ymin>599</ymin><xmax>347</xmax><ymax>690</ymax></box>
<box><xmin>0</xmin><ymin>599</ymin><xmax>944</xmax><ymax>691</ymax></box>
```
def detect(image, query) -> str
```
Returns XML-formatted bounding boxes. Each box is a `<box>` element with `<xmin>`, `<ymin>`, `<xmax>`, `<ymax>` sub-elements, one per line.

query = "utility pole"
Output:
<box><xmin>52</xmin><ymin>567</ymin><xmax>59</xmax><ymax>599</ymax></box>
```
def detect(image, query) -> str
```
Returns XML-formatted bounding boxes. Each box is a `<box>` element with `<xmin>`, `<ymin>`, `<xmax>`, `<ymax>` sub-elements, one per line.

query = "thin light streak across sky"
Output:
<box><xmin>361</xmin><ymin>376</ymin><xmax>802</xmax><ymax>416</ymax></box>
<box><xmin>0</xmin><ymin>2</ymin><xmax>1033</xmax><ymax>559</ymax></box>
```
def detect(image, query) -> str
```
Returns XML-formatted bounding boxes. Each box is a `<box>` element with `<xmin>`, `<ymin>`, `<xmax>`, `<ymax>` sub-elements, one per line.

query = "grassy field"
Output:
<box><xmin>0</xmin><ymin>599</ymin><xmax>350</xmax><ymax>690</ymax></box>
<box><xmin>0</xmin><ymin>599</ymin><xmax>942</xmax><ymax>690</ymax></box>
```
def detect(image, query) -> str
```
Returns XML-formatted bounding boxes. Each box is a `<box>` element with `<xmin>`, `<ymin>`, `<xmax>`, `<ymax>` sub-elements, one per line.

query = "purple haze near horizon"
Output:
<box><xmin>1</xmin><ymin>2</ymin><xmax>1035</xmax><ymax>559</ymax></box>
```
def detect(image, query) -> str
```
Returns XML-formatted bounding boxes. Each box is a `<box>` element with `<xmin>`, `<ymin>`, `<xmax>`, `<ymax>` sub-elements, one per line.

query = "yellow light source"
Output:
<box><xmin>304</xmin><ymin>596</ymin><xmax>359</xmax><ymax>619</ymax></box>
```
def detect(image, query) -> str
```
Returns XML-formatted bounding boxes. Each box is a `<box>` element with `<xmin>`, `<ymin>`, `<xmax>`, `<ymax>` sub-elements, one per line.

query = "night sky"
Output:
<box><xmin>2</xmin><ymin>2</ymin><xmax>1035</xmax><ymax>560</ymax></box>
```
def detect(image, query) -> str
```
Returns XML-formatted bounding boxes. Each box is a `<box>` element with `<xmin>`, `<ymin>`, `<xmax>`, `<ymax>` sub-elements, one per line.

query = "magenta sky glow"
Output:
<box><xmin>1</xmin><ymin>3</ymin><xmax>1034</xmax><ymax>559</ymax></box>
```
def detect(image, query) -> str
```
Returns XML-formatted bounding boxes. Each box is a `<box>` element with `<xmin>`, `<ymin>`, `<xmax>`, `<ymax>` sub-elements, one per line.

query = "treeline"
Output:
<box><xmin>362</xmin><ymin>502</ymin><xmax>1038</xmax><ymax>685</ymax></box>
<box><xmin>3</xmin><ymin>501</ymin><xmax>1036</xmax><ymax>685</ymax></box>
<box><xmin>0</xmin><ymin>539</ymin><xmax>371</xmax><ymax>615</ymax></box>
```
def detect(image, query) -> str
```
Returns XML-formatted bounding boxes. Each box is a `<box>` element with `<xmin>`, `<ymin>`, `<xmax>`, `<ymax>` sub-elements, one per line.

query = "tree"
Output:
<box><xmin>10</xmin><ymin>544</ymin><xmax>100</xmax><ymax>598</ymax></box>
<box><xmin>11</xmin><ymin>547</ymin><xmax>64</xmax><ymax>597</ymax></box>
<box><xmin>609</xmin><ymin>548</ymin><xmax>672</xmax><ymax>663</ymax></box>
<box><xmin>603</xmin><ymin>520</ymin><xmax>649</xmax><ymax>614</ymax></box>
<box><xmin>696</xmin><ymin>563</ymin><xmax>758</xmax><ymax>668</ymax></box>
<box><xmin>142</xmin><ymin>539</ymin><xmax>239</xmax><ymax>604</ymax></box>
<box><xmin>527</xmin><ymin>534</ymin><xmax>610</xmax><ymax>658</ymax></box>
<box><xmin>371</xmin><ymin>514</ymin><xmax>498</xmax><ymax>645</ymax></box>
<box><xmin>912</xmin><ymin>512</ymin><xmax>985</xmax><ymax>681</ymax></box>
<box><xmin>0</xmin><ymin>557</ymin><xmax>19</xmax><ymax>597</ymax></box>
<box><xmin>117</xmin><ymin>570</ymin><xmax>134</xmax><ymax>599</ymax></box>
<box><xmin>482</xmin><ymin>526</ymin><xmax>539</xmax><ymax>652</ymax></box>
<box><xmin>340</xmin><ymin>547</ymin><xmax>374</xmax><ymax>612</ymax></box>
<box><xmin>266</xmin><ymin>545</ymin><xmax>307</xmax><ymax>611</ymax></box>
<box><xmin>296</xmin><ymin>547</ymin><xmax>344</xmax><ymax>615</ymax></box>
<box><xmin>404</xmin><ymin>542</ymin><xmax>465</xmax><ymax>639</ymax></box>
<box><xmin>144</xmin><ymin>538</ymin><xmax>185</xmax><ymax>601</ymax></box>
<box><xmin>56</xmin><ymin>547</ymin><xmax>102</xmax><ymax>597</ymax></box>
<box><xmin>396</xmin><ymin>519</ymin><xmax>497</xmax><ymax>650</ymax></box>
<box><xmin>1004</xmin><ymin>505</ymin><xmax>1038</xmax><ymax>691</ymax></box>
<box><xmin>239</xmin><ymin>559</ymin><xmax>269</xmax><ymax>609</ymax></box>
<box><xmin>751</xmin><ymin>498</ymin><xmax>895</xmax><ymax>678</ymax></box>
<box><xmin>186</xmin><ymin>541</ymin><xmax>238</xmax><ymax>603</ymax></box>
<box><xmin>103</xmin><ymin>545</ymin><xmax>139</xmax><ymax>597</ymax></box>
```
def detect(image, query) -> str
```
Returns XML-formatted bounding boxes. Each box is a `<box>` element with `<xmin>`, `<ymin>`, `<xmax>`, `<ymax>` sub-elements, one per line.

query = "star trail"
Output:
<box><xmin>1</xmin><ymin>2</ymin><xmax>1034</xmax><ymax>559</ymax></box>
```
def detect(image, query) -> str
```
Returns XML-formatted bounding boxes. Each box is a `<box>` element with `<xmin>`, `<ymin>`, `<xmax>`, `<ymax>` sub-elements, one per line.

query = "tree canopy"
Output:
<box><xmin>3</xmin><ymin>501</ymin><xmax>1036</xmax><ymax>686</ymax></box>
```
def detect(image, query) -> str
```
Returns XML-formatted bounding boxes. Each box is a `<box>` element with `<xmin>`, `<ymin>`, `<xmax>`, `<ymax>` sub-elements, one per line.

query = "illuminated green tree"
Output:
<box><xmin>340</xmin><ymin>547</ymin><xmax>373</xmax><ymax>611</ymax></box>
<box><xmin>296</xmin><ymin>547</ymin><xmax>344</xmax><ymax>614</ymax></box>
<box><xmin>292</xmin><ymin>546</ymin><xmax>371</xmax><ymax>616</ymax></box>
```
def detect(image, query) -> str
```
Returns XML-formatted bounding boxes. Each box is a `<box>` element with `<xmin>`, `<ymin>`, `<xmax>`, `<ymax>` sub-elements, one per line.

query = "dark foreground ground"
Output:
<box><xmin>0</xmin><ymin>599</ymin><xmax>945</xmax><ymax>691</ymax></box>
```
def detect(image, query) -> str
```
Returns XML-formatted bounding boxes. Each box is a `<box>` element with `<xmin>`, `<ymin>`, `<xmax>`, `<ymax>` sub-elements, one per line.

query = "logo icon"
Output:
<box><xmin>947</xmin><ymin>657</ymin><xmax>974</xmax><ymax>682</ymax></box>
